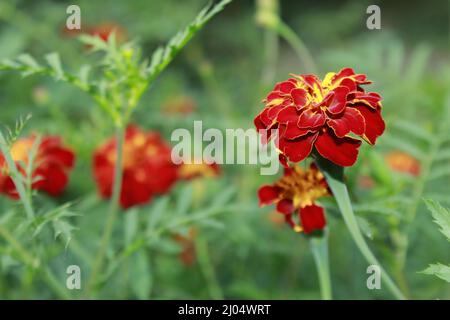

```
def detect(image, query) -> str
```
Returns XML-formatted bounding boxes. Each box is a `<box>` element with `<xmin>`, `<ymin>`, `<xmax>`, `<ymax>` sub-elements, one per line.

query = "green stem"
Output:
<box><xmin>0</xmin><ymin>131</ymin><xmax>34</xmax><ymax>219</ymax></box>
<box><xmin>310</xmin><ymin>231</ymin><xmax>332</xmax><ymax>300</ymax></box>
<box><xmin>85</xmin><ymin>125</ymin><xmax>125</xmax><ymax>297</ymax></box>
<box><xmin>317</xmin><ymin>157</ymin><xmax>406</xmax><ymax>300</ymax></box>
<box><xmin>272</xmin><ymin>20</ymin><xmax>317</xmax><ymax>74</ymax></box>
<box><xmin>196</xmin><ymin>235</ymin><xmax>223</xmax><ymax>300</ymax></box>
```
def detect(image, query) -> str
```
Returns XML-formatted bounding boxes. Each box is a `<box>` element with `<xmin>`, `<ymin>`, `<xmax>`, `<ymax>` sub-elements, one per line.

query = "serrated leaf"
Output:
<box><xmin>421</xmin><ymin>263</ymin><xmax>450</xmax><ymax>282</ymax></box>
<box><xmin>424</xmin><ymin>199</ymin><xmax>450</xmax><ymax>241</ymax></box>
<box><xmin>52</xmin><ymin>219</ymin><xmax>77</xmax><ymax>248</ymax></box>
<box><xmin>17</xmin><ymin>53</ymin><xmax>41</xmax><ymax>69</ymax></box>
<box><xmin>45</xmin><ymin>52</ymin><xmax>64</xmax><ymax>80</ymax></box>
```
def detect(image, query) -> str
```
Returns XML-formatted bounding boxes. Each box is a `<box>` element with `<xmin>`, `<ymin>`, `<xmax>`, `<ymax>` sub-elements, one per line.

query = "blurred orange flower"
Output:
<box><xmin>173</xmin><ymin>228</ymin><xmax>197</xmax><ymax>266</ymax></box>
<box><xmin>162</xmin><ymin>96</ymin><xmax>197</xmax><ymax>115</ymax></box>
<box><xmin>0</xmin><ymin>135</ymin><xmax>75</xmax><ymax>198</ymax></box>
<box><xmin>92</xmin><ymin>125</ymin><xmax>179</xmax><ymax>209</ymax></box>
<box><xmin>178</xmin><ymin>161</ymin><xmax>220</xmax><ymax>180</ymax></box>
<box><xmin>258</xmin><ymin>163</ymin><xmax>330</xmax><ymax>234</ymax></box>
<box><xmin>385</xmin><ymin>151</ymin><xmax>421</xmax><ymax>176</ymax></box>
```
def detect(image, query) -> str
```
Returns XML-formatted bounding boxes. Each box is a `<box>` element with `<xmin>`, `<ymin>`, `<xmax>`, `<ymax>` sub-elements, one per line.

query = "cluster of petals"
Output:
<box><xmin>93</xmin><ymin>125</ymin><xmax>179</xmax><ymax>209</ymax></box>
<box><xmin>254</xmin><ymin>68</ymin><xmax>385</xmax><ymax>167</ymax></box>
<box><xmin>258</xmin><ymin>164</ymin><xmax>330</xmax><ymax>234</ymax></box>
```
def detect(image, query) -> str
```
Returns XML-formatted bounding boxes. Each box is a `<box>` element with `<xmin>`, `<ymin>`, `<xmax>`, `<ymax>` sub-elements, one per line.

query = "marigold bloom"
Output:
<box><xmin>385</xmin><ymin>151</ymin><xmax>421</xmax><ymax>176</ymax></box>
<box><xmin>254</xmin><ymin>68</ymin><xmax>385</xmax><ymax>167</ymax></box>
<box><xmin>93</xmin><ymin>125</ymin><xmax>178</xmax><ymax>209</ymax></box>
<box><xmin>258</xmin><ymin>163</ymin><xmax>330</xmax><ymax>234</ymax></box>
<box><xmin>0</xmin><ymin>135</ymin><xmax>75</xmax><ymax>198</ymax></box>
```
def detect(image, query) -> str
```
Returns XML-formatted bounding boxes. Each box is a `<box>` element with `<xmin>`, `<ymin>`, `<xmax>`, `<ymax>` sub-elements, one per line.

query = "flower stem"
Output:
<box><xmin>309</xmin><ymin>231</ymin><xmax>332</xmax><ymax>300</ymax></box>
<box><xmin>0</xmin><ymin>131</ymin><xmax>34</xmax><ymax>219</ymax></box>
<box><xmin>272</xmin><ymin>20</ymin><xmax>317</xmax><ymax>74</ymax></box>
<box><xmin>85</xmin><ymin>125</ymin><xmax>125</xmax><ymax>297</ymax></box>
<box><xmin>316</xmin><ymin>157</ymin><xmax>406</xmax><ymax>300</ymax></box>
<box><xmin>196</xmin><ymin>235</ymin><xmax>223</xmax><ymax>300</ymax></box>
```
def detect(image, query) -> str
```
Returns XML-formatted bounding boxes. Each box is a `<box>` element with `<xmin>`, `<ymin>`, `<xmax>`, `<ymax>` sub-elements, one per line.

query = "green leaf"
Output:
<box><xmin>176</xmin><ymin>184</ymin><xmax>193</xmax><ymax>215</ymax></box>
<box><xmin>45</xmin><ymin>52</ymin><xmax>64</xmax><ymax>80</ymax></box>
<box><xmin>421</xmin><ymin>263</ymin><xmax>450</xmax><ymax>283</ymax></box>
<box><xmin>124</xmin><ymin>209</ymin><xmax>139</xmax><ymax>246</ymax></box>
<box><xmin>146</xmin><ymin>197</ymin><xmax>169</xmax><ymax>234</ymax></box>
<box><xmin>130</xmin><ymin>251</ymin><xmax>152</xmax><ymax>299</ymax></box>
<box><xmin>424</xmin><ymin>199</ymin><xmax>450</xmax><ymax>242</ymax></box>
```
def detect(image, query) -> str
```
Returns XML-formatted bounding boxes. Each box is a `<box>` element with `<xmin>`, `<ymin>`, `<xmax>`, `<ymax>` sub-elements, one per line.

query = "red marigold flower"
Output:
<box><xmin>254</xmin><ymin>68</ymin><xmax>385</xmax><ymax>167</ymax></box>
<box><xmin>258</xmin><ymin>163</ymin><xmax>330</xmax><ymax>234</ymax></box>
<box><xmin>0</xmin><ymin>135</ymin><xmax>75</xmax><ymax>198</ymax></box>
<box><xmin>178</xmin><ymin>160</ymin><xmax>221</xmax><ymax>180</ymax></box>
<box><xmin>92</xmin><ymin>125</ymin><xmax>179</xmax><ymax>209</ymax></box>
<box><xmin>385</xmin><ymin>151</ymin><xmax>421</xmax><ymax>176</ymax></box>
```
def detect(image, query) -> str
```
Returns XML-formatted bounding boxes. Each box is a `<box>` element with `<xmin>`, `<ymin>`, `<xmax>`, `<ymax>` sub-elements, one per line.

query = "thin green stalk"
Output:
<box><xmin>85</xmin><ymin>125</ymin><xmax>125</xmax><ymax>297</ymax></box>
<box><xmin>310</xmin><ymin>231</ymin><xmax>332</xmax><ymax>300</ymax></box>
<box><xmin>0</xmin><ymin>131</ymin><xmax>70</xmax><ymax>298</ymax></box>
<box><xmin>196</xmin><ymin>235</ymin><xmax>223</xmax><ymax>300</ymax></box>
<box><xmin>0</xmin><ymin>131</ymin><xmax>34</xmax><ymax>219</ymax></box>
<box><xmin>317</xmin><ymin>157</ymin><xmax>405</xmax><ymax>300</ymax></box>
<box><xmin>273</xmin><ymin>20</ymin><xmax>317</xmax><ymax>74</ymax></box>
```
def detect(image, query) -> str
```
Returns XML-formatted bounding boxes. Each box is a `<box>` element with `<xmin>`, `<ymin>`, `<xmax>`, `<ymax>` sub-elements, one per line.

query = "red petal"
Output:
<box><xmin>283</xmin><ymin>122</ymin><xmax>310</xmax><ymax>139</ymax></box>
<box><xmin>258</xmin><ymin>185</ymin><xmax>280</xmax><ymax>206</ymax></box>
<box><xmin>298</xmin><ymin>109</ymin><xmax>326</xmax><ymax>128</ymax></box>
<box><xmin>290</xmin><ymin>88</ymin><xmax>307</xmax><ymax>107</ymax></box>
<box><xmin>278</xmin><ymin>132</ymin><xmax>318</xmax><ymax>163</ymax></box>
<box><xmin>278</xmin><ymin>81</ymin><xmax>296</xmax><ymax>93</ymax></box>
<box><xmin>314</xmin><ymin>129</ymin><xmax>361</xmax><ymax>166</ymax></box>
<box><xmin>327</xmin><ymin>107</ymin><xmax>365</xmax><ymax>138</ymax></box>
<box><xmin>356</xmin><ymin>104</ymin><xmax>385</xmax><ymax>144</ymax></box>
<box><xmin>299</xmin><ymin>204</ymin><xmax>326</xmax><ymax>234</ymax></box>
<box><xmin>277</xmin><ymin>106</ymin><xmax>299</xmax><ymax>123</ymax></box>
<box><xmin>327</xmin><ymin>86</ymin><xmax>350</xmax><ymax>114</ymax></box>
<box><xmin>276</xmin><ymin>199</ymin><xmax>295</xmax><ymax>214</ymax></box>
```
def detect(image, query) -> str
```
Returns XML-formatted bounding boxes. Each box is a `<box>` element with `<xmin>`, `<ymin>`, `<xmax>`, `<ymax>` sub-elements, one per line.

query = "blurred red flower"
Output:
<box><xmin>258</xmin><ymin>163</ymin><xmax>330</xmax><ymax>234</ymax></box>
<box><xmin>87</xmin><ymin>22</ymin><xmax>126</xmax><ymax>43</ymax></box>
<box><xmin>0</xmin><ymin>136</ymin><xmax>75</xmax><ymax>198</ymax></box>
<box><xmin>385</xmin><ymin>151</ymin><xmax>421</xmax><ymax>176</ymax></box>
<box><xmin>61</xmin><ymin>22</ymin><xmax>126</xmax><ymax>43</ymax></box>
<box><xmin>93</xmin><ymin>125</ymin><xmax>178</xmax><ymax>209</ymax></box>
<box><xmin>254</xmin><ymin>68</ymin><xmax>385</xmax><ymax>167</ymax></box>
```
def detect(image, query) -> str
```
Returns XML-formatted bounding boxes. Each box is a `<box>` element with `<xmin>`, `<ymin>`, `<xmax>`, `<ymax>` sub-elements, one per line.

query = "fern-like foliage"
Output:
<box><xmin>420</xmin><ymin>199</ymin><xmax>450</xmax><ymax>282</ymax></box>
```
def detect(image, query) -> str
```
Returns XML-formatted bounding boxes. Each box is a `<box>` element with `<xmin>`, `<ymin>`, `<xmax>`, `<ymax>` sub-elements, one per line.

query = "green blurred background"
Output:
<box><xmin>0</xmin><ymin>0</ymin><xmax>449</xmax><ymax>299</ymax></box>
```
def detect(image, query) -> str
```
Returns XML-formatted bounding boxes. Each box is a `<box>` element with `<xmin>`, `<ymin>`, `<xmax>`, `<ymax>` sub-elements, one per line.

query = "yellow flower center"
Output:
<box><xmin>275</xmin><ymin>165</ymin><xmax>329</xmax><ymax>209</ymax></box>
